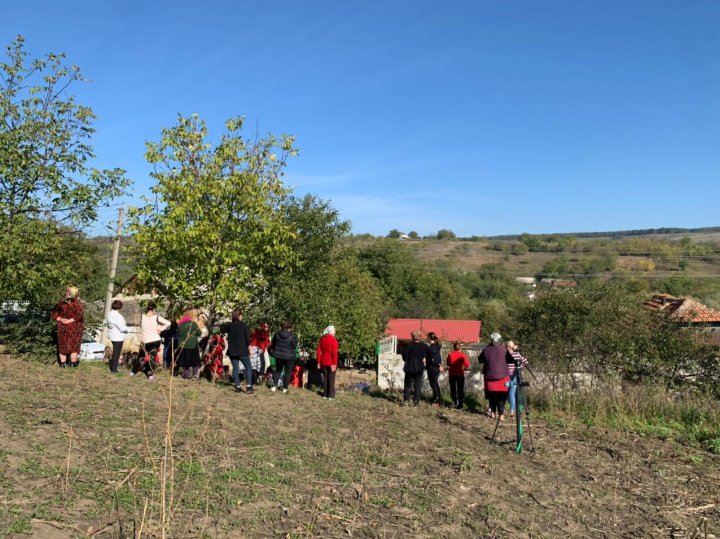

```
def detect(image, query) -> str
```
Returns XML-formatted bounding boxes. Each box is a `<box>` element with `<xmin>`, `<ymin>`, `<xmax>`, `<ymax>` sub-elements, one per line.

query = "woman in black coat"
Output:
<box><xmin>269</xmin><ymin>323</ymin><xmax>297</xmax><ymax>394</ymax></box>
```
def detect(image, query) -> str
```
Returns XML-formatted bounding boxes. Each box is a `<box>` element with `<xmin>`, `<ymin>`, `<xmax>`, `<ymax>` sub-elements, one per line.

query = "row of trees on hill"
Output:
<box><xmin>386</xmin><ymin>229</ymin><xmax>457</xmax><ymax>240</ymax></box>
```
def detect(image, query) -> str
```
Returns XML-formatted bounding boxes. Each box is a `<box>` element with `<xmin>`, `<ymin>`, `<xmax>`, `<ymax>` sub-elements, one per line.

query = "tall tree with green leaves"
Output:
<box><xmin>128</xmin><ymin>114</ymin><xmax>298</xmax><ymax>326</ymax></box>
<box><xmin>0</xmin><ymin>36</ymin><xmax>129</xmax><ymax>304</ymax></box>
<box><xmin>266</xmin><ymin>195</ymin><xmax>385</xmax><ymax>357</ymax></box>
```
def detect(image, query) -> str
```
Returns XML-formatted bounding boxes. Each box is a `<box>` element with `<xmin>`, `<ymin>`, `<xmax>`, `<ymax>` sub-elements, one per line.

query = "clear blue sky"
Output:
<box><xmin>3</xmin><ymin>1</ymin><xmax>719</xmax><ymax>237</ymax></box>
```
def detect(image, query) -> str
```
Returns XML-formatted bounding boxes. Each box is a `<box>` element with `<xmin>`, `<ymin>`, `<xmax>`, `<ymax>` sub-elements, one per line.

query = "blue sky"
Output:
<box><xmin>3</xmin><ymin>1</ymin><xmax>719</xmax><ymax>237</ymax></box>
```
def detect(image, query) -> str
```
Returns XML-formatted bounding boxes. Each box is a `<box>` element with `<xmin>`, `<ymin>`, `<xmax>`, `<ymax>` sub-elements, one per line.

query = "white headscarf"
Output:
<box><xmin>323</xmin><ymin>325</ymin><xmax>336</xmax><ymax>336</ymax></box>
<box><xmin>490</xmin><ymin>332</ymin><xmax>502</xmax><ymax>344</ymax></box>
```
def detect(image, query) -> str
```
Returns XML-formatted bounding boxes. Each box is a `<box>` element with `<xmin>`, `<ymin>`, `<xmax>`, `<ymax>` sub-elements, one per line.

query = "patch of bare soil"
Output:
<box><xmin>0</xmin><ymin>355</ymin><xmax>717</xmax><ymax>538</ymax></box>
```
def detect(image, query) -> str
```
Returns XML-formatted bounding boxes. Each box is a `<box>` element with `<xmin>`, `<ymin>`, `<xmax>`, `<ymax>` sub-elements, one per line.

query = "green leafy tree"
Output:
<box><xmin>436</xmin><ymin>229</ymin><xmax>456</xmax><ymax>240</ymax></box>
<box><xmin>0</xmin><ymin>36</ymin><xmax>129</xmax><ymax>304</ymax></box>
<box><xmin>387</xmin><ymin>229</ymin><xmax>402</xmax><ymax>239</ymax></box>
<box><xmin>265</xmin><ymin>195</ymin><xmax>384</xmax><ymax>357</ymax></box>
<box><xmin>356</xmin><ymin>240</ymin><xmax>469</xmax><ymax>319</ymax></box>
<box><xmin>128</xmin><ymin>114</ymin><xmax>298</xmax><ymax>326</ymax></box>
<box><xmin>507</xmin><ymin>281</ymin><xmax>720</xmax><ymax>394</ymax></box>
<box><xmin>408</xmin><ymin>231</ymin><xmax>419</xmax><ymax>239</ymax></box>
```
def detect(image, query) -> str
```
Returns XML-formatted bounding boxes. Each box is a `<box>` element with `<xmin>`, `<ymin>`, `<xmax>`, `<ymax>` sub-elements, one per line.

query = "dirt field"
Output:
<box><xmin>0</xmin><ymin>355</ymin><xmax>717</xmax><ymax>538</ymax></box>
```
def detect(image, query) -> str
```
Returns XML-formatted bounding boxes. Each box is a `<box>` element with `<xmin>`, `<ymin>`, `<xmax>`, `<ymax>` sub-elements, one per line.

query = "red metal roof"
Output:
<box><xmin>385</xmin><ymin>319</ymin><xmax>482</xmax><ymax>343</ymax></box>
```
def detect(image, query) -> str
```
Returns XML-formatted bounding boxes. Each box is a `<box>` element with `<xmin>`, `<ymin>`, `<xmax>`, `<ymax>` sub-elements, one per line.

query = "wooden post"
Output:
<box><xmin>100</xmin><ymin>208</ymin><xmax>124</xmax><ymax>344</ymax></box>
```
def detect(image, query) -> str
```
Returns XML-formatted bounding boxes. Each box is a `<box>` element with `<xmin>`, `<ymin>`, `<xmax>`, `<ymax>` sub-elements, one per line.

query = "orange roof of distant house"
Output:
<box><xmin>385</xmin><ymin>319</ymin><xmax>482</xmax><ymax>343</ymax></box>
<box><xmin>645</xmin><ymin>294</ymin><xmax>720</xmax><ymax>324</ymax></box>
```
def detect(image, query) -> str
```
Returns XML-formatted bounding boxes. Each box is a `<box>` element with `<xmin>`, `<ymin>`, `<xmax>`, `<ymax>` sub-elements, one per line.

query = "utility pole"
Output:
<box><xmin>100</xmin><ymin>208</ymin><xmax>124</xmax><ymax>343</ymax></box>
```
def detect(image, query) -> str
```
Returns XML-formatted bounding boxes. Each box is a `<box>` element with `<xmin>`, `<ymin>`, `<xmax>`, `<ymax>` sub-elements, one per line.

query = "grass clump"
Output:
<box><xmin>531</xmin><ymin>383</ymin><xmax>720</xmax><ymax>453</ymax></box>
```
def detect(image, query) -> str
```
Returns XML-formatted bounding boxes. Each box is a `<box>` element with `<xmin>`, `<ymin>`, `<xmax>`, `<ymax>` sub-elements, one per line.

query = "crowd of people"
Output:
<box><xmin>52</xmin><ymin>287</ymin><xmax>529</xmax><ymax>413</ymax></box>
<box><xmin>401</xmin><ymin>330</ymin><xmax>529</xmax><ymax>420</ymax></box>
<box><xmin>51</xmin><ymin>287</ymin><xmax>342</xmax><ymax>399</ymax></box>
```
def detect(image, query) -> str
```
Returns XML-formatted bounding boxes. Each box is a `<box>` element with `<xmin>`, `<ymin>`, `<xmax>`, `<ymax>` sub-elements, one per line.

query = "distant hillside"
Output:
<box><xmin>489</xmin><ymin>226</ymin><xmax>720</xmax><ymax>241</ymax></box>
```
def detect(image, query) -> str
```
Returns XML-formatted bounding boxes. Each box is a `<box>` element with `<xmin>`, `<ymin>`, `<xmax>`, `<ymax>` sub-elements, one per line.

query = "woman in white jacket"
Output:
<box><xmin>106</xmin><ymin>300</ymin><xmax>129</xmax><ymax>374</ymax></box>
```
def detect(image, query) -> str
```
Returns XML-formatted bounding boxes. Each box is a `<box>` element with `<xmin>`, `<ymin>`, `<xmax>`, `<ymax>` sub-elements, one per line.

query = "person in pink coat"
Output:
<box><xmin>316</xmin><ymin>325</ymin><xmax>339</xmax><ymax>400</ymax></box>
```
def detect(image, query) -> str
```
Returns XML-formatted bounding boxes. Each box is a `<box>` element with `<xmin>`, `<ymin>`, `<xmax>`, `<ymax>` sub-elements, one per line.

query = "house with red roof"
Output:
<box><xmin>645</xmin><ymin>294</ymin><xmax>720</xmax><ymax>345</ymax></box>
<box><xmin>382</xmin><ymin>318</ymin><xmax>482</xmax><ymax>356</ymax></box>
<box><xmin>645</xmin><ymin>294</ymin><xmax>720</xmax><ymax>325</ymax></box>
<box><xmin>377</xmin><ymin>318</ymin><xmax>483</xmax><ymax>389</ymax></box>
<box><xmin>385</xmin><ymin>318</ymin><xmax>482</xmax><ymax>343</ymax></box>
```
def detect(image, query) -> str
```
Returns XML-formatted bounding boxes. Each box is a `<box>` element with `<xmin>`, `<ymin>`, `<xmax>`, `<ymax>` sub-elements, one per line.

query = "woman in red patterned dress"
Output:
<box><xmin>50</xmin><ymin>286</ymin><xmax>85</xmax><ymax>368</ymax></box>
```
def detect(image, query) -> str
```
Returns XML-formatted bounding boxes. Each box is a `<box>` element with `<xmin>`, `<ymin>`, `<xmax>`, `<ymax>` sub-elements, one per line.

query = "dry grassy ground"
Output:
<box><xmin>0</xmin><ymin>356</ymin><xmax>718</xmax><ymax>538</ymax></box>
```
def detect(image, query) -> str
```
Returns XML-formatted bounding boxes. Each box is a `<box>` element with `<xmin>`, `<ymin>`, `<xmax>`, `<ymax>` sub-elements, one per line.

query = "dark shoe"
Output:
<box><xmin>70</xmin><ymin>361</ymin><xmax>79</xmax><ymax>368</ymax></box>
<box><xmin>246</xmin><ymin>386</ymin><xmax>255</xmax><ymax>394</ymax></box>
<box><xmin>59</xmin><ymin>363</ymin><xmax>67</xmax><ymax>368</ymax></box>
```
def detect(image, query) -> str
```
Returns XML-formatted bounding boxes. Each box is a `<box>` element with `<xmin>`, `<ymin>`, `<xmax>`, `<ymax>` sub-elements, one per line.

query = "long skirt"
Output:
<box><xmin>177</xmin><ymin>347</ymin><xmax>201</xmax><ymax>369</ymax></box>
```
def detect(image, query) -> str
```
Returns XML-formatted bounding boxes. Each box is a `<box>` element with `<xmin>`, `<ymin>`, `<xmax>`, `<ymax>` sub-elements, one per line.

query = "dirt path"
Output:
<box><xmin>0</xmin><ymin>355</ymin><xmax>717</xmax><ymax>538</ymax></box>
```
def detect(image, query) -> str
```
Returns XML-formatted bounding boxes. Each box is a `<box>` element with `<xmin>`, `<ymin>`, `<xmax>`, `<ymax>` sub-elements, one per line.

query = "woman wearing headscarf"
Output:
<box><xmin>177</xmin><ymin>308</ymin><xmax>202</xmax><ymax>379</ymax></box>
<box><xmin>250</xmin><ymin>322</ymin><xmax>271</xmax><ymax>381</ymax></box>
<box><xmin>478</xmin><ymin>332</ymin><xmax>514</xmax><ymax>421</ymax></box>
<box><xmin>426</xmin><ymin>332</ymin><xmax>443</xmax><ymax>406</ymax></box>
<box><xmin>106</xmin><ymin>299</ymin><xmax>129</xmax><ymax>374</ymax></box>
<box><xmin>316</xmin><ymin>325</ymin><xmax>339</xmax><ymax>400</ymax></box>
<box><xmin>51</xmin><ymin>286</ymin><xmax>85</xmax><ymax>368</ymax></box>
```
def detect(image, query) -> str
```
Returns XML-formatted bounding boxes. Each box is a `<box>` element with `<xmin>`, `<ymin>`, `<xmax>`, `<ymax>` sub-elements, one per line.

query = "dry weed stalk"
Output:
<box><xmin>160</xmin><ymin>343</ymin><xmax>176</xmax><ymax>539</ymax></box>
<box><xmin>63</xmin><ymin>426</ymin><xmax>74</xmax><ymax>503</ymax></box>
<box><xmin>138</xmin><ymin>498</ymin><xmax>149</xmax><ymax>538</ymax></box>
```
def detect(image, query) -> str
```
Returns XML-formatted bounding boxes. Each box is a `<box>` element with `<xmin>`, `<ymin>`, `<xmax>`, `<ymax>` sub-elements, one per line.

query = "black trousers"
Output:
<box><xmin>273</xmin><ymin>357</ymin><xmax>295</xmax><ymax>388</ymax></box>
<box><xmin>426</xmin><ymin>366</ymin><xmax>441</xmax><ymax>403</ymax></box>
<box><xmin>110</xmin><ymin>341</ymin><xmax>123</xmax><ymax>373</ymax></box>
<box><xmin>307</xmin><ymin>366</ymin><xmax>324</xmax><ymax>389</ymax></box>
<box><xmin>135</xmin><ymin>341</ymin><xmax>161</xmax><ymax>377</ymax></box>
<box><xmin>403</xmin><ymin>372</ymin><xmax>423</xmax><ymax>403</ymax></box>
<box><xmin>487</xmin><ymin>391</ymin><xmax>507</xmax><ymax>415</ymax></box>
<box><xmin>322</xmin><ymin>366</ymin><xmax>336</xmax><ymax>398</ymax></box>
<box><xmin>449</xmin><ymin>375</ymin><xmax>465</xmax><ymax>407</ymax></box>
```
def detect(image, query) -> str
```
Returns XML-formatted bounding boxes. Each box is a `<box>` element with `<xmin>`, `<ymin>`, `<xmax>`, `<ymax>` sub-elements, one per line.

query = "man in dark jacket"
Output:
<box><xmin>270</xmin><ymin>323</ymin><xmax>298</xmax><ymax>393</ymax></box>
<box><xmin>402</xmin><ymin>330</ymin><xmax>432</xmax><ymax>406</ymax></box>
<box><xmin>426</xmin><ymin>332</ymin><xmax>444</xmax><ymax>406</ymax></box>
